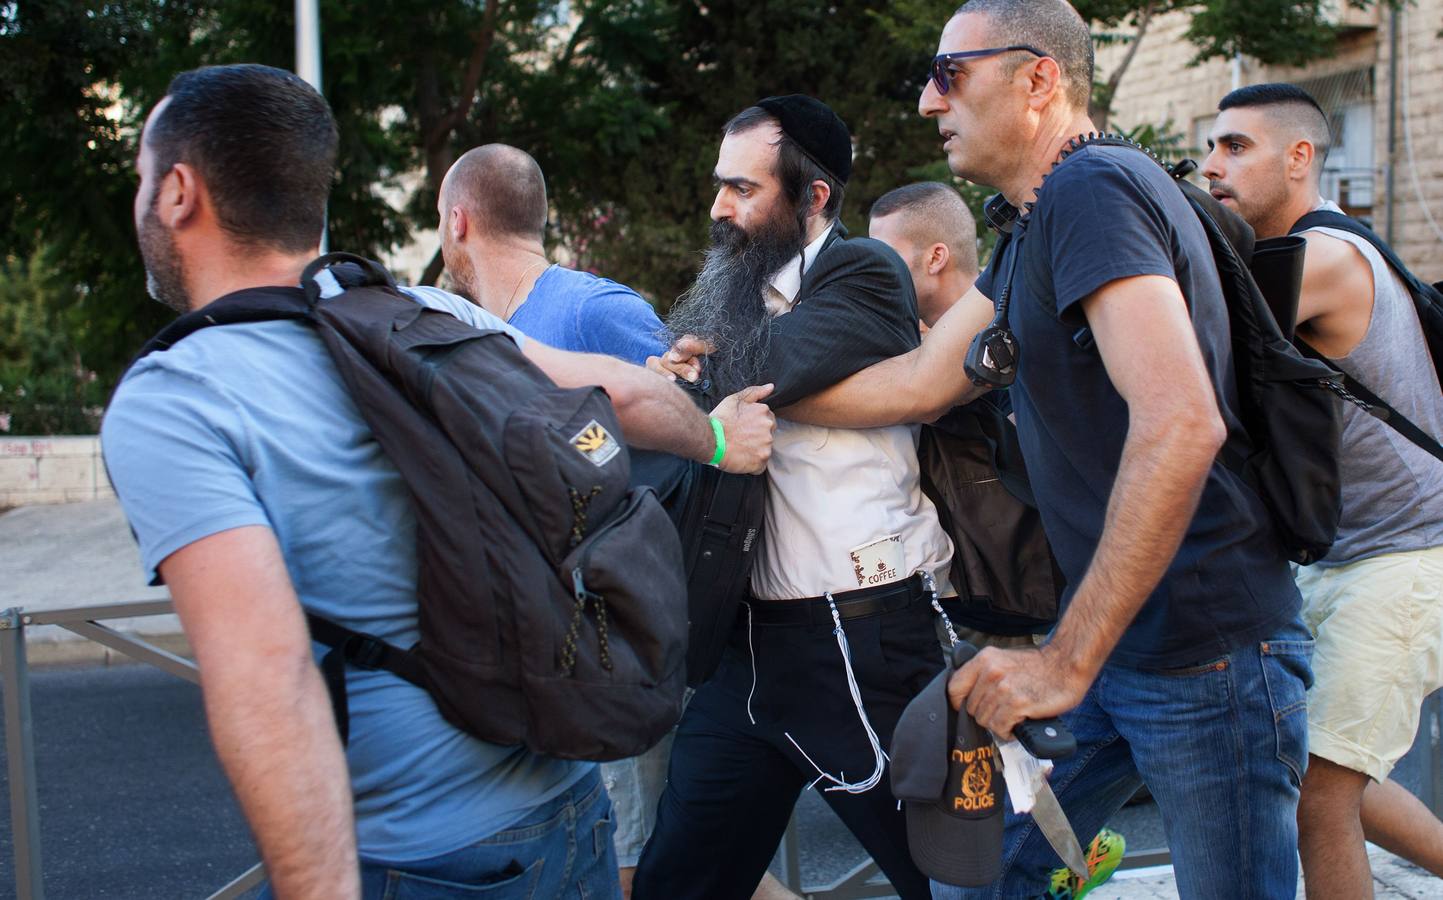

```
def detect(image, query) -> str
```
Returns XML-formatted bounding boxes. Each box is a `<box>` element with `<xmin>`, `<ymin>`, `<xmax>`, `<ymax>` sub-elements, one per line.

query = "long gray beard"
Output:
<box><xmin>665</xmin><ymin>215</ymin><xmax>804</xmax><ymax>398</ymax></box>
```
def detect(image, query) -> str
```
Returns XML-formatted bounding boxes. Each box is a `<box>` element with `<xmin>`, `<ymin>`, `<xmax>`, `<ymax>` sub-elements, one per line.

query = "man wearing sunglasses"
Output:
<box><xmin>669</xmin><ymin>1</ymin><xmax>1313</xmax><ymax>896</ymax></box>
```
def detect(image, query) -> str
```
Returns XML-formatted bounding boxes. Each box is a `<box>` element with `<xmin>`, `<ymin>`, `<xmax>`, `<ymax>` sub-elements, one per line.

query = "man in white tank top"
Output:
<box><xmin>1204</xmin><ymin>83</ymin><xmax>1443</xmax><ymax>899</ymax></box>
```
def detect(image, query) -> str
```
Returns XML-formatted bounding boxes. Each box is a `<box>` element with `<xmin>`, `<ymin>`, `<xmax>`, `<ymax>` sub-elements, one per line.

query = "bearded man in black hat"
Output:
<box><xmin>633</xmin><ymin>96</ymin><xmax>956</xmax><ymax>900</ymax></box>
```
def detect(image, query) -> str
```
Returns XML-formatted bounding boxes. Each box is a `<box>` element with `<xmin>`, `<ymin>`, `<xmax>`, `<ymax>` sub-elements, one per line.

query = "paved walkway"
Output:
<box><xmin>1091</xmin><ymin>846</ymin><xmax>1436</xmax><ymax>898</ymax></box>
<box><xmin>0</xmin><ymin>499</ymin><xmax>174</xmax><ymax>660</ymax></box>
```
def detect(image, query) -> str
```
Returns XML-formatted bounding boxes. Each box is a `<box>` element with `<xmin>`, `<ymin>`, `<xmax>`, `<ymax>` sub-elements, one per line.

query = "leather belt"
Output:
<box><xmin>746</xmin><ymin>574</ymin><xmax>928</xmax><ymax>626</ymax></box>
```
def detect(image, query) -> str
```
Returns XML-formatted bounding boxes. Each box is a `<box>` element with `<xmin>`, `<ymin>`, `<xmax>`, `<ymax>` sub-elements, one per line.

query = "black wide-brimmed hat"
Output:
<box><xmin>755</xmin><ymin>94</ymin><xmax>853</xmax><ymax>185</ymax></box>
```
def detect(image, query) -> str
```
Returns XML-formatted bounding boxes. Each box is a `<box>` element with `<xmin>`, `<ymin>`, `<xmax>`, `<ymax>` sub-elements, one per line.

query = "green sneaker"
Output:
<box><xmin>1044</xmin><ymin>828</ymin><xmax>1125</xmax><ymax>899</ymax></box>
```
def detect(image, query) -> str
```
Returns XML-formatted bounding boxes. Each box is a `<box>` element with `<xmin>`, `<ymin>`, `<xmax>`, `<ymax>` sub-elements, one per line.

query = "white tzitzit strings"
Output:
<box><xmin>745</xmin><ymin>602</ymin><xmax>759</xmax><ymax>725</ymax></box>
<box><xmin>923</xmin><ymin>570</ymin><xmax>960</xmax><ymax>646</ymax></box>
<box><xmin>785</xmin><ymin>593</ymin><xmax>889</xmax><ymax>794</ymax></box>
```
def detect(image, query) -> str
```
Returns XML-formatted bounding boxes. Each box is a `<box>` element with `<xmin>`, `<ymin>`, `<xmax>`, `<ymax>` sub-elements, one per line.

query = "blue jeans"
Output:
<box><xmin>259</xmin><ymin>769</ymin><xmax>620</xmax><ymax>900</ymax></box>
<box><xmin>932</xmin><ymin>624</ymin><xmax>1313</xmax><ymax>900</ymax></box>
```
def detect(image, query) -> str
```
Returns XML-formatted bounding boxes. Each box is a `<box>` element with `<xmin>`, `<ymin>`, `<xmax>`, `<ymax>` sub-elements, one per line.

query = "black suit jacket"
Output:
<box><xmin>760</xmin><ymin>223</ymin><xmax>923</xmax><ymax>409</ymax></box>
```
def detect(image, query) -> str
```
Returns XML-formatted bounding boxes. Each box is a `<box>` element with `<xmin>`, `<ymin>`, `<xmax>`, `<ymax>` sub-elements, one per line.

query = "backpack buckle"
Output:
<box><xmin>346</xmin><ymin>634</ymin><xmax>392</xmax><ymax>670</ymax></box>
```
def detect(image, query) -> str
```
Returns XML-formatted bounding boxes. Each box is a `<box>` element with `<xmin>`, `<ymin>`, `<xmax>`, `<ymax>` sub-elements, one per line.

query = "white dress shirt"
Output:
<box><xmin>750</xmin><ymin>226</ymin><xmax>957</xmax><ymax>601</ymax></box>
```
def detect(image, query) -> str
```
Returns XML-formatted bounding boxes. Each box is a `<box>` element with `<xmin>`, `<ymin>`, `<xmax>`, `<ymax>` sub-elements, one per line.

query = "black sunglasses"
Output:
<box><xmin>929</xmin><ymin>45</ymin><xmax>1047</xmax><ymax>95</ymax></box>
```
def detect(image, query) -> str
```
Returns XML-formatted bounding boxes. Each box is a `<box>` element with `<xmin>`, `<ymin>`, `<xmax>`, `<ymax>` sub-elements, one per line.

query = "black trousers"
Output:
<box><xmin>632</xmin><ymin>595</ymin><xmax>943</xmax><ymax>900</ymax></box>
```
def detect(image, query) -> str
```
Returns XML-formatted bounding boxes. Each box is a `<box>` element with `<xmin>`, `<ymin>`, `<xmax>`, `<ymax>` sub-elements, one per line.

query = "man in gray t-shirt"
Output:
<box><xmin>1203</xmin><ymin>83</ymin><xmax>1443</xmax><ymax>897</ymax></box>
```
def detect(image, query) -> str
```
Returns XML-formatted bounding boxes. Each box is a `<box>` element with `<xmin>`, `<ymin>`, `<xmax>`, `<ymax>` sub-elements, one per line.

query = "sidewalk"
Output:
<box><xmin>1092</xmin><ymin>846</ymin><xmax>1435</xmax><ymax>898</ymax></box>
<box><xmin>0</xmin><ymin>498</ymin><xmax>179</xmax><ymax>664</ymax></box>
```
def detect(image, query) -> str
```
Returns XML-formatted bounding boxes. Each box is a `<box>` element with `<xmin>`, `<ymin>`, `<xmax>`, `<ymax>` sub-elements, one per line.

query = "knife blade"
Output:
<box><xmin>1030</xmin><ymin>779</ymin><xmax>1089</xmax><ymax>880</ymax></box>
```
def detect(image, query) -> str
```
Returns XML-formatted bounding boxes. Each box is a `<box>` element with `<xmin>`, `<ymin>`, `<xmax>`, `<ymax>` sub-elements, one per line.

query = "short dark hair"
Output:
<box><xmin>1218</xmin><ymin>82</ymin><xmax>1332</xmax><ymax>160</ymax></box>
<box><xmin>443</xmin><ymin>144</ymin><xmax>548</xmax><ymax>241</ymax></box>
<box><xmin>954</xmin><ymin>0</ymin><xmax>1094</xmax><ymax>110</ymax></box>
<box><xmin>723</xmin><ymin>106</ymin><xmax>846</xmax><ymax>222</ymax></box>
<box><xmin>869</xmin><ymin>182</ymin><xmax>979</xmax><ymax>275</ymax></box>
<box><xmin>147</xmin><ymin>64</ymin><xmax>338</xmax><ymax>252</ymax></box>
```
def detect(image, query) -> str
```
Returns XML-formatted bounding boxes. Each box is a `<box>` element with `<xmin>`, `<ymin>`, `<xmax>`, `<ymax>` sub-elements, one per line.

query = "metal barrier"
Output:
<box><xmin>0</xmin><ymin>601</ymin><xmax>265</xmax><ymax>900</ymax></box>
<box><xmin>5</xmin><ymin>600</ymin><xmax>1442</xmax><ymax>899</ymax></box>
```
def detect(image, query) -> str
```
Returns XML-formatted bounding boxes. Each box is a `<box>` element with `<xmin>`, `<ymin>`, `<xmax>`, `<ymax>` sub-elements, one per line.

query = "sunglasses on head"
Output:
<box><xmin>929</xmin><ymin>45</ymin><xmax>1047</xmax><ymax>95</ymax></box>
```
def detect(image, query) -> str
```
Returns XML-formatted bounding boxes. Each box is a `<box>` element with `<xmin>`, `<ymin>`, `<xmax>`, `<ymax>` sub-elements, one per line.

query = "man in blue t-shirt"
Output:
<box><xmin>763</xmin><ymin>2</ymin><xmax>1312</xmax><ymax>896</ymax></box>
<box><xmin>435</xmin><ymin>143</ymin><xmax>696</xmax><ymax>898</ymax></box>
<box><xmin>436</xmin><ymin>143</ymin><xmax>665</xmax><ymax>365</ymax></box>
<box><xmin>103</xmin><ymin>65</ymin><xmax>775</xmax><ymax>900</ymax></box>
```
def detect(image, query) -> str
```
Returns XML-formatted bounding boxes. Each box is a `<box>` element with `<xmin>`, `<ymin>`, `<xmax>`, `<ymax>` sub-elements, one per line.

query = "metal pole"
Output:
<box><xmin>295</xmin><ymin>0</ymin><xmax>328</xmax><ymax>253</ymax></box>
<box><xmin>295</xmin><ymin>0</ymin><xmax>322</xmax><ymax>93</ymax></box>
<box><xmin>1</xmin><ymin>608</ymin><xmax>45</xmax><ymax>899</ymax></box>
<box><xmin>207</xmin><ymin>862</ymin><xmax>266</xmax><ymax>900</ymax></box>
<box><xmin>1384</xmin><ymin>5</ymin><xmax>1399</xmax><ymax>243</ymax></box>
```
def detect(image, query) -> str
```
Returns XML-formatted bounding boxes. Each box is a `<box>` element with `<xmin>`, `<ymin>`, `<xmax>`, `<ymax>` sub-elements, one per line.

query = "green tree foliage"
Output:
<box><xmin>0</xmin><ymin>248</ymin><xmax>106</xmax><ymax>433</ymax></box>
<box><xmin>0</xmin><ymin>0</ymin><xmax>1374</xmax><ymax>430</ymax></box>
<box><xmin>541</xmin><ymin>0</ymin><xmax>951</xmax><ymax>310</ymax></box>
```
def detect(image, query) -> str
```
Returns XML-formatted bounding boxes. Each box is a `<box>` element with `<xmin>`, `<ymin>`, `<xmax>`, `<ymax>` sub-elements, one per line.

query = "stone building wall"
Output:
<box><xmin>0</xmin><ymin>436</ymin><xmax>114</xmax><ymax>507</ymax></box>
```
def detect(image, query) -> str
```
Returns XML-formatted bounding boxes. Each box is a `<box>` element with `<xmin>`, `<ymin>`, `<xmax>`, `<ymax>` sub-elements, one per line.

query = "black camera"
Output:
<box><xmin>964</xmin><ymin>317</ymin><xmax>1018</xmax><ymax>388</ymax></box>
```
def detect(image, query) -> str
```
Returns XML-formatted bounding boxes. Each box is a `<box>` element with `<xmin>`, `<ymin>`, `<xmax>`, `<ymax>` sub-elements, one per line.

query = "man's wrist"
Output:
<box><xmin>1039</xmin><ymin>629</ymin><xmax>1099</xmax><ymax>690</ymax></box>
<box><xmin>707</xmin><ymin>415</ymin><xmax>727</xmax><ymax>466</ymax></box>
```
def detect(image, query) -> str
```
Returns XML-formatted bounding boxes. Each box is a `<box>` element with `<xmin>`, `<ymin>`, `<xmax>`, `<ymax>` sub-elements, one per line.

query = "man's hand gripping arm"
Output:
<box><xmin>160</xmin><ymin>526</ymin><xmax>360</xmax><ymax>900</ymax></box>
<box><xmin>946</xmin><ymin>275</ymin><xmax>1227</xmax><ymax>737</ymax></box>
<box><xmin>526</xmin><ymin>341</ymin><xmax>775</xmax><ymax>473</ymax></box>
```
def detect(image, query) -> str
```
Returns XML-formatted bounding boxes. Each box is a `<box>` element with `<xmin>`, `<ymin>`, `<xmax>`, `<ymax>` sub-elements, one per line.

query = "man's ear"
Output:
<box><xmin>448</xmin><ymin>205</ymin><xmax>469</xmax><ymax>242</ymax></box>
<box><xmin>807</xmin><ymin>180</ymin><xmax>831</xmax><ymax>219</ymax></box>
<box><xmin>925</xmin><ymin>242</ymin><xmax>951</xmax><ymax>277</ymax></box>
<box><xmin>1287</xmin><ymin>139</ymin><xmax>1317</xmax><ymax>183</ymax></box>
<box><xmin>159</xmin><ymin>162</ymin><xmax>202</xmax><ymax>229</ymax></box>
<box><xmin>1024</xmin><ymin>56</ymin><xmax>1064</xmax><ymax>111</ymax></box>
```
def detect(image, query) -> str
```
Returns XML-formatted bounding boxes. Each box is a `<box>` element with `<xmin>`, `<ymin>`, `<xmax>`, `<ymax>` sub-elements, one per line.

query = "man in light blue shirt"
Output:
<box><xmin>104</xmin><ymin>64</ymin><xmax>775</xmax><ymax>899</ymax></box>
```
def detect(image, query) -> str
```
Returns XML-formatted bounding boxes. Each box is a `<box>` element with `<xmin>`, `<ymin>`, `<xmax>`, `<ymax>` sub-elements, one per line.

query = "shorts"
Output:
<box><xmin>600</xmin><ymin>689</ymin><xmax>691</xmax><ymax>868</ymax></box>
<box><xmin>1295</xmin><ymin>544</ymin><xmax>1443</xmax><ymax>781</ymax></box>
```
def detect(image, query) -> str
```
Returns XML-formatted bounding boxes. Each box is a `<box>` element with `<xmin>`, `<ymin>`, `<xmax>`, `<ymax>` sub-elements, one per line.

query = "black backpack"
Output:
<box><xmin>644</xmin><ymin>385</ymin><xmax>768</xmax><ymax>688</ymax></box>
<box><xmin>1287</xmin><ymin>210</ymin><xmax>1443</xmax><ymax>464</ymax></box>
<box><xmin>126</xmin><ymin>253</ymin><xmax>688</xmax><ymax>761</ymax></box>
<box><xmin>1014</xmin><ymin>136</ymin><xmax>1348</xmax><ymax>564</ymax></box>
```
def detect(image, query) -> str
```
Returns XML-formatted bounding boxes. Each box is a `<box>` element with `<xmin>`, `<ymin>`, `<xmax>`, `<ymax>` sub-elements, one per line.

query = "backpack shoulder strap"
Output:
<box><xmin>1291</xmin><ymin>211</ymin><xmax>1443</xmax><ymax>303</ymax></box>
<box><xmin>1294</xmin><ymin>339</ymin><xmax>1443</xmax><ymax>464</ymax></box>
<box><xmin>132</xmin><ymin>287</ymin><xmax>312</xmax><ymax>363</ymax></box>
<box><xmin>130</xmin><ymin>253</ymin><xmax>403</xmax><ymax>366</ymax></box>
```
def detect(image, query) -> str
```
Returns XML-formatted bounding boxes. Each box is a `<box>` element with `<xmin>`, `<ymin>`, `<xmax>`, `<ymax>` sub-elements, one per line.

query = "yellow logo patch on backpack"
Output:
<box><xmin>571</xmin><ymin>420</ymin><xmax>621</xmax><ymax>467</ymax></box>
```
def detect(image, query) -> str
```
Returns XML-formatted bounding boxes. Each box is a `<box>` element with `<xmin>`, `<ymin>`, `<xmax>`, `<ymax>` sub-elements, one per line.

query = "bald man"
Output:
<box><xmin>438</xmin><ymin>145</ymin><xmax>671</xmax><ymax>894</ymax></box>
<box><xmin>438</xmin><ymin>143</ymin><xmax>665</xmax><ymax>365</ymax></box>
<box><xmin>1204</xmin><ymin>83</ymin><xmax>1443</xmax><ymax>898</ymax></box>
<box><xmin>867</xmin><ymin>182</ymin><xmax>979</xmax><ymax>329</ymax></box>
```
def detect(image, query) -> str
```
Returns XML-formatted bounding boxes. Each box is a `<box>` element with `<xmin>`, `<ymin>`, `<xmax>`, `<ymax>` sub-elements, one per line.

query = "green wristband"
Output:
<box><xmin>707</xmin><ymin>415</ymin><xmax>727</xmax><ymax>467</ymax></box>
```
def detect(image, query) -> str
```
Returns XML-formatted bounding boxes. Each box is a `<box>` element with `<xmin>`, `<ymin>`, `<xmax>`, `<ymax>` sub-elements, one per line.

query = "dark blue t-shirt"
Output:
<box><xmin>975</xmin><ymin>144</ymin><xmax>1300</xmax><ymax>668</ymax></box>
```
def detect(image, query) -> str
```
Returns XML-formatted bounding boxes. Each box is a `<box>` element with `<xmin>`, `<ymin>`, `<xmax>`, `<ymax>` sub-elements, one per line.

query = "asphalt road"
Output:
<box><xmin>0</xmin><ymin>664</ymin><xmax>257</xmax><ymax>900</ymax></box>
<box><xmin>1</xmin><ymin>663</ymin><xmax>1437</xmax><ymax>899</ymax></box>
